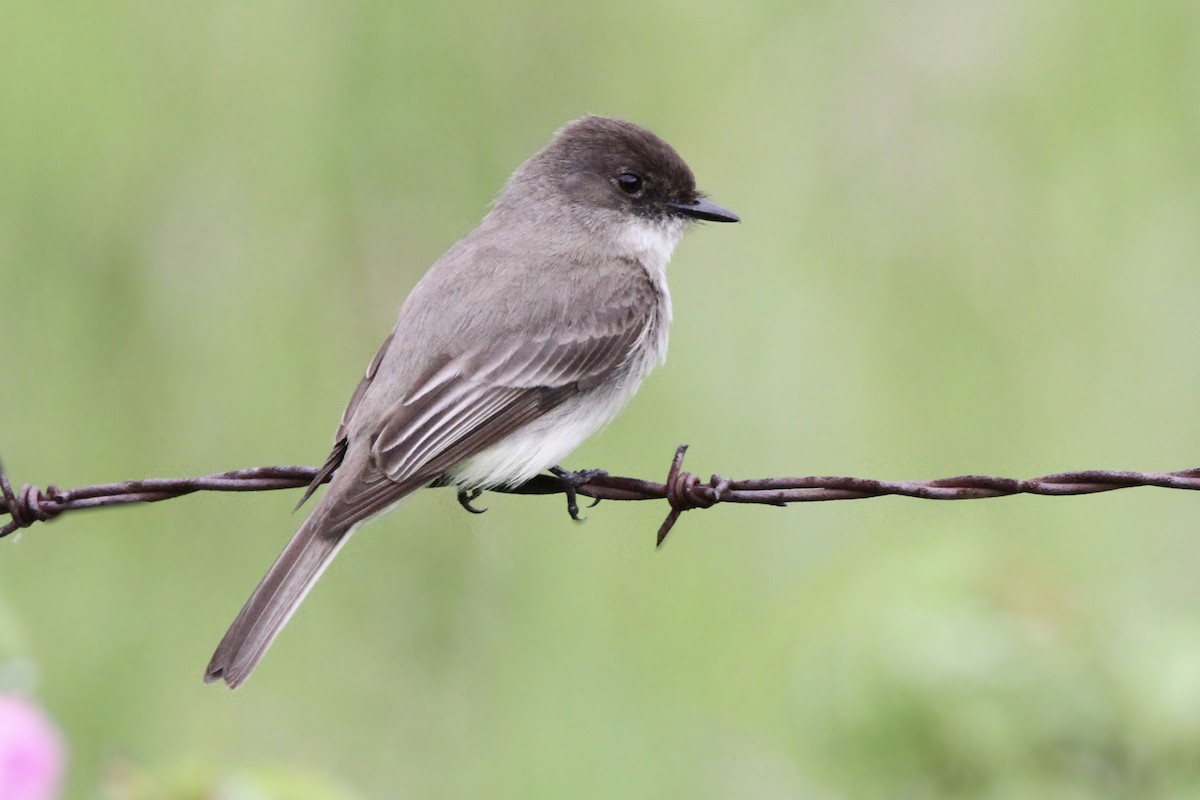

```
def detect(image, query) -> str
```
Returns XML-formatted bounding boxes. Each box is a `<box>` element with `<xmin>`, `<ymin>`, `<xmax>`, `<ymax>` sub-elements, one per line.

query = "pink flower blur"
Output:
<box><xmin>0</xmin><ymin>694</ymin><xmax>64</xmax><ymax>800</ymax></box>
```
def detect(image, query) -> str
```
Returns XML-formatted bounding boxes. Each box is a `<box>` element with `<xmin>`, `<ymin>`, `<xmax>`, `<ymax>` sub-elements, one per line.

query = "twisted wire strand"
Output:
<box><xmin>3</xmin><ymin>448</ymin><xmax>1198</xmax><ymax>544</ymax></box>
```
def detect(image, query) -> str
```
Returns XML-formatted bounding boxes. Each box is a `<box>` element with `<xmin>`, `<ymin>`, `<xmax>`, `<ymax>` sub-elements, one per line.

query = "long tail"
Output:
<box><xmin>204</xmin><ymin>504</ymin><xmax>354</xmax><ymax>689</ymax></box>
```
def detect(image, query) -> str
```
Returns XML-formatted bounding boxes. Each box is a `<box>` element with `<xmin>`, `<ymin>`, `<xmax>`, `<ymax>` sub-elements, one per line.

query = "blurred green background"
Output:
<box><xmin>3</xmin><ymin>1</ymin><xmax>1200</xmax><ymax>797</ymax></box>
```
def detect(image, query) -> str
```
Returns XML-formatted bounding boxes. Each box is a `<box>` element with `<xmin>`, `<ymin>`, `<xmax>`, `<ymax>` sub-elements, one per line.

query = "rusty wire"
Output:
<box><xmin>3</xmin><ymin>446</ymin><xmax>1199</xmax><ymax>546</ymax></box>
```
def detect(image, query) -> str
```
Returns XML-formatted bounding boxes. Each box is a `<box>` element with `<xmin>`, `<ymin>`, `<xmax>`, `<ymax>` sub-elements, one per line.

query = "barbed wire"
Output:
<box><xmin>3</xmin><ymin>446</ymin><xmax>1199</xmax><ymax>546</ymax></box>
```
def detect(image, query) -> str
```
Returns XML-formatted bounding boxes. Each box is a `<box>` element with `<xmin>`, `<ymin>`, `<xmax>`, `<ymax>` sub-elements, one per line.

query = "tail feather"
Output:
<box><xmin>204</xmin><ymin>508</ymin><xmax>352</xmax><ymax>688</ymax></box>
<box><xmin>205</xmin><ymin>461</ymin><xmax>426</xmax><ymax>689</ymax></box>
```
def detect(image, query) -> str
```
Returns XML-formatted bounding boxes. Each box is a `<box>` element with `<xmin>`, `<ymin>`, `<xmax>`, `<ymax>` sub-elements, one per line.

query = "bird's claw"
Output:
<box><xmin>549</xmin><ymin>466</ymin><xmax>607</xmax><ymax>521</ymax></box>
<box><xmin>456</xmin><ymin>488</ymin><xmax>487</xmax><ymax>514</ymax></box>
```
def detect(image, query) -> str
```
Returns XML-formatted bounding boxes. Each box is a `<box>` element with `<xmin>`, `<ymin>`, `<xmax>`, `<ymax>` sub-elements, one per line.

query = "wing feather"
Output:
<box><xmin>371</xmin><ymin>296</ymin><xmax>657</xmax><ymax>484</ymax></box>
<box><xmin>387</xmin><ymin>385</ymin><xmax>523</xmax><ymax>477</ymax></box>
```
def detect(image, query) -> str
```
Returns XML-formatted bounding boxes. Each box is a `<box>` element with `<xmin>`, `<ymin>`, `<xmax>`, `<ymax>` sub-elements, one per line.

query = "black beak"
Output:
<box><xmin>668</xmin><ymin>197</ymin><xmax>740</xmax><ymax>223</ymax></box>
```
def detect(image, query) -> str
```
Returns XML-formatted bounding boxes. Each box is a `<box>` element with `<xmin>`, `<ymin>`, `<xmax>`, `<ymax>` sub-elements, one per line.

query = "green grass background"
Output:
<box><xmin>3</xmin><ymin>1</ymin><xmax>1200</xmax><ymax>797</ymax></box>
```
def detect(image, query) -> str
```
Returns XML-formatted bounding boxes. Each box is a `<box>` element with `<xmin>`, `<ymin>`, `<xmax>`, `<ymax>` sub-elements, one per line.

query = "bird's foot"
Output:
<box><xmin>549</xmin><ymin>466</ymin><xmax>607</xmax><ymax>521</ymax></box>
<box><xmin>456</xmin><ymin>488</ymin><xmax>487</xmax><ymax>514</ymax></box>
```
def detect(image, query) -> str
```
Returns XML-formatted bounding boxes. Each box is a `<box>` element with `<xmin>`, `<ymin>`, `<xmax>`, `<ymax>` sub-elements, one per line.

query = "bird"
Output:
<box><xmin>204</xmin><ymin>115</ymin><xmax>739</xmax><ymax>688</ymax></box>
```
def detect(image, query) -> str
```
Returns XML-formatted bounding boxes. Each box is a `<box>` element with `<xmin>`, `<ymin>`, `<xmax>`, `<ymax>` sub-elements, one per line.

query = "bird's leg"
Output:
<box><xmin>456</xmin><ymin>488</ymin><xmax>487</xmax><ymax>515</ymax></box>
<box><xmin>549</xmin><ymin>466</ymin><xmax>607</xmax><ymax>521</ymax></box>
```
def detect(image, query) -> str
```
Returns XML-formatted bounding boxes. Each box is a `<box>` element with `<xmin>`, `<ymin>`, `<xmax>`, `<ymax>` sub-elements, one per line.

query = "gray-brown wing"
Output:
<box><xmin>336</xmin><ymin>332</ymin><xmax>395</xmax><ymax>444</ymax></box>
<box><xmin>369</xmin><ymin>290</ymin><xmax>657</xmax><ymax>485</ymax></box>
<box><xmin>310</xmin><ymin>308</ymin><xmax>652</xmax><ymax>535</ymax></box>
<box><xmin>294</xmin><ymin>332</ymin><xmax>394</xmax><ymax>509</ymax></box>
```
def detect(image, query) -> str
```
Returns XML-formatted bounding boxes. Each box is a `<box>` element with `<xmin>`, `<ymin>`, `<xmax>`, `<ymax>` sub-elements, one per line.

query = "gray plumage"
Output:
<box><xmin>204</xmin><ymin>116</ymin><xmax>738</xmax><ymax>688</ymax></box>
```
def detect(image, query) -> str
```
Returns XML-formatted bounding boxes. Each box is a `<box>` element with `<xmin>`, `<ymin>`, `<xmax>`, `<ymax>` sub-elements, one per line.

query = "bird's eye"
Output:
<box><xmin>616</xmin><ymin>172</ymin><xmax>643</xmax><ymax>195</ymax></box>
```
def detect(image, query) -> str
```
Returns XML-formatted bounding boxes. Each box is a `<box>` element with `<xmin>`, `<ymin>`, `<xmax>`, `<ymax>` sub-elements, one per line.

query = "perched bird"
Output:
<box><xmin>205</xmin><ymin>115</ymin><xmax>738</xmax><ymax>688</ymax></box>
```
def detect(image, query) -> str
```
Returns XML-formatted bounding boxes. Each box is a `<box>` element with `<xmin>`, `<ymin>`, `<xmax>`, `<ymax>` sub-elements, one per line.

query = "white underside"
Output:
<box><xmin>446</xmin><ymin>366</ymin><xmax>648</xmax><ymax>488</ymax></box>
<box><xmin>446</xmin><ymin>216</ymin><xmax>683</xmax><ymax>488</ymax></box>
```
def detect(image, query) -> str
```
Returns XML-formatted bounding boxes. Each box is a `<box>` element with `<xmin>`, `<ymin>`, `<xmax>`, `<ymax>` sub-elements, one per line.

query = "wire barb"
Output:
<box><xmin>0</xmin><ymin>458</ymin><xmax>64</xmax><ymax>537</ymax></box>
<box><xmin>2</xmin><ymin>450</ymin><xmax>1199</xmax><ymax>545</ymax></box>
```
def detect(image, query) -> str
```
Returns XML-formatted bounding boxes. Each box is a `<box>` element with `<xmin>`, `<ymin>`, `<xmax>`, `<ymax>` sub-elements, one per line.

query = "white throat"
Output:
<box><xmin>614</xmin><ymin>216</ymin><xmax>686</xmax><ymax>277</ymax></box>
<box><xmin>613</xmin><ymin>216</ymin><xmax>684</xmax><ymax>329</ymax></box>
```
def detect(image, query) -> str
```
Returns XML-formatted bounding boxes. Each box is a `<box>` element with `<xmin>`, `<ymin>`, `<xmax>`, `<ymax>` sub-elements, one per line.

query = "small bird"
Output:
<box><xmin>204</xmin><ymin>116</ymin><xmax>738</xmax><ymax>688</ymax></box>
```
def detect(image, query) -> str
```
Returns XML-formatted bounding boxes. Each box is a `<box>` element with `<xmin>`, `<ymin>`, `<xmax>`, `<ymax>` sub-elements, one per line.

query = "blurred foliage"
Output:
<box><xmin>100</xmin><ymin>759</ymin><xmax>358</xmax><ymax>800</ymax></box>
<box><xmin>3</xmin><ymin>0</ymin><xmax>1200</xmax><ymax>797</ymax></box>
